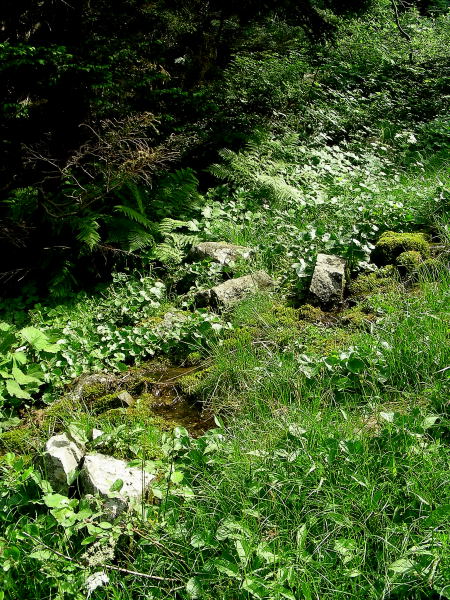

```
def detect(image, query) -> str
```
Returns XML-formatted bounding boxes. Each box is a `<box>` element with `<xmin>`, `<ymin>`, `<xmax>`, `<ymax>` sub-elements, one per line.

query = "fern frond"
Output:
<box><xmin>115</xmin><ymin>204</ymin><xmax>153</xmax><ymax>229</ymax></box>
<box><xmin>153</xmin><ymin>243</ymin><xmax>184</xmax><ymax>265</ymax></box>
<box><xmin>157</xmin><ymin>218</ymin><xmax>189</xmax><ymax>235</ymax></box>
<box><xmin>128</xmin><ymin>229</ymin><xmax>155</xmax><ymax>252</ymax></box>
<box><xmin>255</xmin><ymin>174</ymin><xmax>304</xmax><ymax>204</ymax></box>
<box><xmin>75</xmin><ymin>215</ymin><xmax>101</xmax><ymax>250</ymax></box>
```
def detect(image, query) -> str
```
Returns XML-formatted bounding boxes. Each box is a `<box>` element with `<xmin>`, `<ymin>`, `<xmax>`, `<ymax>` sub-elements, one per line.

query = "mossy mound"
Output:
<box><xmin>0</xmin><ymin>427</ymin><xmax>42</xmax><ymax>455</ymax></box>
<box><xmin>349</xmin><ymin>266</ymin><xmax>399</xmax><ymax>297</ymax></box>
<box><xmin>42</xmin><ymin>396</ymin><xmax>83</xmax><ymax>427</ymax></box>
<box><xmin>340</xmin><ymin>306</ymin><xmax>376</xmax><ymax>329</ymax></box>
<box><xmin>89</xmin><ymin>392</ymin><xmax>134</xmax><ymax>415</ymax></box>
<box><xmin>298</xmin><ymin>304</ymin><xmax>324</xmax><ymax>323</ymax></box>
<box><xmin>177</xmin><ymin>368</ymin><xmax>211</xmax><ymax>398</ymax></box>
<box><xmin>184</xmin><ymin>351</ymin><xmax>203</xmax><ymax>367</ymax></box>
<box><xmin>372</xmin><ymin>231</ymin><xmax>430</xmax><ymax>265</ymax></box>
<box><xmin>396</xmin><ymin>250</ymin><xmax>423</xmax><ymax>273</ymax></box>
<box><xmin>416</xmin><ymin>256</ymin><xmax>448</xmax><ymax>280</ymax></box>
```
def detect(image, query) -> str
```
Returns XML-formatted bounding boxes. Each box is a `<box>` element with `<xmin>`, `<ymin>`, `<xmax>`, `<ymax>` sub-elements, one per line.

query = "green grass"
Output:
<box><xmin>2</xmin><ymin>269</ymin><xmax>448</xmax><ymax>599</ymax></box>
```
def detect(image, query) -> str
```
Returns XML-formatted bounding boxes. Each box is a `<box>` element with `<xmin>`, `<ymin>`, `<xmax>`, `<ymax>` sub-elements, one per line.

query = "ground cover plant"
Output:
<box><xmin>0</xmin><ymin>1</ymin><xmax>449</xmax><ymax>599</ymax></box>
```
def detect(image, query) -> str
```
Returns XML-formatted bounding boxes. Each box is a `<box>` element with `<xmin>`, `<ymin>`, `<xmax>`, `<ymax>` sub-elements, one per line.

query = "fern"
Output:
<box><xmin>114</xmin><ymin>204</ymin><xmax>153</xmax><ymax>229</ymax></box>
<box><xmin>74</xmin><ymin>215</ymin><xmax>101</xmax><ymax>250</ymax></box>
<box><xmin>128</xmin><ymin>229</ymin><xmax>155</xmax><ymax>252</ymax></box>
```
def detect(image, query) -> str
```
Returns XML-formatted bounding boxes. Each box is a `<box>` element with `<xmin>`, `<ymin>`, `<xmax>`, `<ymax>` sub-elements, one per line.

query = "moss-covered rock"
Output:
<box><xmin>416</xmin><ymin>256</ymin><xmax>448</xmax><ymax>280</ymax></box>
<box><xmin>372</xmin><ymin>231</ymin><xmax>430</xmax><ymax>265</ymax></box>
<box><xmin>184</xmin><ymin>351</ymin><xmax>203</xmax><ymax>367</ymax></box>
<box><xmin>349</xmin><ymin>266</ymin><xmax>399</xmax><ymax>297</ymax></box>
<box><xmin>89</xmin><ymin>392</ymin><xmax>134</xmax><ymax>415</ymax></box>
<box><xmin>0</xmin><ymin>427</ymin><xmax>42</xmax><ymax>455</ymax></box>
<box><xmin>298</xmin><ymin>304</ymin><xmax>324</xmax><ymax>323</ymax></box>
<box><xmin>396</xmin><ymin>250</ymin><xmax>423</xmax><ymax>273</ymax></box>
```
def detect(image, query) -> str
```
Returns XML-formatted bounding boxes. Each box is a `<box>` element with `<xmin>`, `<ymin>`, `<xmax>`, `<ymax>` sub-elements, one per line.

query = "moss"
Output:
<box><xmin>177</xmin><ymin>368</ymin><xmax>211</xmax><ymax>398</ymax></box>
<box><xmin>298</xmin><ymin>304</ymin><xmax>324</xmax><ymax>323</ymax></box>
<box><xmin>89</xmin><ymin>392</ymin><xmax>132</xmax><ymax>415</ymax></box>
<box><xmin>372</xmin><ymin>231</ymin><xmax>430</xmax><ymax>265</ymax></box>
<box><xmin>185</xmin><ymin>351</ymin><xmax>203</xmax><ymax>367</ymax></box>
<box><xmin>43</xmin><ymin>396</ymin><xmax>82</xmax><ymax>426</ymax></box>
<box><xmin>396</xmin><ymin>250</ymin><xmax>423</xmax><ymax>273</ymax></box>
<box><xmin>340</xmin><ymin>306</ymin><xmax>376</xmax><ymax>329</ymax></box>
<box><xmin>0</xmin><ymin>427</ymin><xmax>42</xmax><ymax>455</ymax></box>
<box><xmin>349</xmin><ymin>266</ymin><xmax>398</xmax><ymax>297</ymax></box>
<box><xmin>81</xmin><ymin>383</ymin><xmax>111</xmax><ymax>401</ymax></box>
<box><xmin>416</xmin><ymin>256</ymin><xmax>447</xmax><ymax>280</ymax></box>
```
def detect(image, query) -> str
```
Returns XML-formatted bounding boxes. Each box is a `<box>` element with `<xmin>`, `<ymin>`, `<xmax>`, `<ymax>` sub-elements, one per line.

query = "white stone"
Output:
<box><xmin>191</xmin><ymin>242</ymin><xmax>253</xmax><ymax>265</ymax></box>
<box><xmin>43</xmin><ymin>433</ymin><xmax>84</xmax><ymax>493</ymax></box>
<box><xmin>197</xmin><ymin>271</ymin><xmax>275</xmax><ymax>309</ymax></box>
<box><xmin>80</xmin><ymin>454</ymin><xmax>155</xmax><ymax>517</ymax></box>
<box><xmin>309</xmin><ymin>253</ymin><xmax>346</xmax><ymax>308</ymax></box>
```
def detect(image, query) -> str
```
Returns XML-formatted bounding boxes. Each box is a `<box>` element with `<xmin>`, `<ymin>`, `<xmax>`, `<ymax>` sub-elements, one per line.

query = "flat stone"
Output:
<box><xmin>42</xmin><ymin>433</ymin><xmax>84</xmax><ymax>493</ymax></box>
<box><xmin>190</xmin><ymin>242</ymin><xmax>253</xmax><ymax>265</ymax></box>
<box><xmin>80</xmin><ymin>454</ymin><xmax>155</xmax><ymax>517</ymax></box>
<box><xmin>116</xmin><ymin>391</ymin><xmax>134</xmax><ymax>406</ymax></box>
<box><xmin>196</xmin><ymin>271</ymin><xmax>275</xmax><ymax>309</ymax></box>
<box><xmin>309</xmin><ymin>253</ymin><xmax>346</xmax><ymax>308</ymax></box>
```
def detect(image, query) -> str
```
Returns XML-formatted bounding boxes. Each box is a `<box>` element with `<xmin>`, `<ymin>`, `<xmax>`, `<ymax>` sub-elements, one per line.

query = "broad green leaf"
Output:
<box><xmin>19</xmin><ymin>327</ymin><xmax>59</xmax><ymax>353</ymax></box>
<box><xmin>30</xmin><ymin>550</ymin><xmax>54</xmax><ymax>561</ymax></box>
<box><xmin>346</xmin><ymin>356</ymin><xmax>365</xmax><ymax>374</ymax></box>
<box><xmin>388</xmin><ymin>558</ymin><xmax>415</xmax><ymax>574</ymax></box>
<box><xmin>11</xmin><ymin>366</ymin><xmax>41</xmax><ymax>385</ymax></box>
<box><xmin>186</xmin><ymin>577</ymin><xmax>203</xmax><ymax>599</ymax></box>
<box><xmin>6</xmin><ymin>379</ymin><xmax>31</xmax><ymax>399</ymax></box>
<box><xmin>170</xmin><ymin>470</ymin><xmax>184</xmax><ymax>484</ymax></box>
<box><xmin>212</xmin><ymin>558</ymin><xmax>240</xmax><ymax>578</ymax></box>
<box><xmin>43</xmin><ymin>493</ymin><xmax>70</xmax><ymax>508</ymax></box>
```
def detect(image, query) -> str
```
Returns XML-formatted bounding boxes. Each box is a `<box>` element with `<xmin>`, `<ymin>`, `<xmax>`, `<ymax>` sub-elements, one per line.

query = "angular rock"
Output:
<box><xmin>196</xmin><ymin>271</ymin><xmax>275</xmax><ymax>309</ymax></box>
<box><xmin>80</xmin><ymin>454</ymin><xmax>155</xmax><ymax>517</ymax></box>
<box><xmin>116</xmin><ymin>390</ymin><xmax>134</xmax><ymax>407</ymax></box>
<box><xmin>43</xmin><ymin>433</ymin><xmax>84</xmax><ymax>493</ymax></box>
<box><xmin>190</xmin><ymin>242</ymin><xmax>253</xmax><ymax>265</ymax></box>
<box><xmin>309</xmin><ymin>253</ymin><xmax>346</xmax><ymax>308</ymax></box>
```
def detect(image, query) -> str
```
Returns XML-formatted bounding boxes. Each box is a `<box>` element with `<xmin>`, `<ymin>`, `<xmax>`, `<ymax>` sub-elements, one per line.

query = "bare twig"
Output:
<box><xmin>21</xmin><ymin>531</ymin><xmax>177</xmax><ymax>582</ymax></box>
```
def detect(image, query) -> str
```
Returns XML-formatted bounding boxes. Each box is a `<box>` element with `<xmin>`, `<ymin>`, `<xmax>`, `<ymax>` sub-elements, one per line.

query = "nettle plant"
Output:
<box><xmin>0</xmin><ymin>323</ymin><xmax>62</xmax><ymax>413</ymax></box>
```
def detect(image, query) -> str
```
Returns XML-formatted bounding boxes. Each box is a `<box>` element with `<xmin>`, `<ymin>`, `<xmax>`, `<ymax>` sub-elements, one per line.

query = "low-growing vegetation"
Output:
<box><xmin>1</xmin><ymin>0</ymin><xmax>449</xmax><ymax>599</ymax></box>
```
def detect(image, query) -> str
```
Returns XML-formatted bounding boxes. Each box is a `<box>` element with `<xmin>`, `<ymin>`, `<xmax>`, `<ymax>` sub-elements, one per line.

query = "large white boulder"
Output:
<box><xmin>80</xmin><ymin>454</ymin><xmax>155</xmax><ymax>517</ymax></box>
<box><xmin>43</xmin><ymin>433</ymin><xmax>84</xmax><ymax>493</ymax></box>
<box><xmin>190</xmin><ymin>242</ymin><xmax>253</xmax><ymax>265</ymax></box>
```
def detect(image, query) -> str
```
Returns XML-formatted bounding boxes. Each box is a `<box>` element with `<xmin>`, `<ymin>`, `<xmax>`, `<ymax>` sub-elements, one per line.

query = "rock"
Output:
<box><xmin>116</xmin><ymin>390</ymin><xmax>134</xmax><ymax>407</ymax></box>
<box><xmin>309</xmin><ymin>254</ymin><xmax>346</xmax><ymax>308</ymax></box>
<box><xmin>190</xmin><ymin>242</ymin><xmax>253</xmax><ymax>265</ymax></box>
<box><xmin>196</xmin><ymin>271</ymin><xmax>275</xmax><ymax>309</ymax></box>
<box><xmin>80</xmin><ymin>454</ymin><xmax>155</xmax><ymax>517</ymax></box>
<box><xmin>43</xmin><ymin>433</ymin><xmax>84</xmax><ymax>493</ymax></box>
